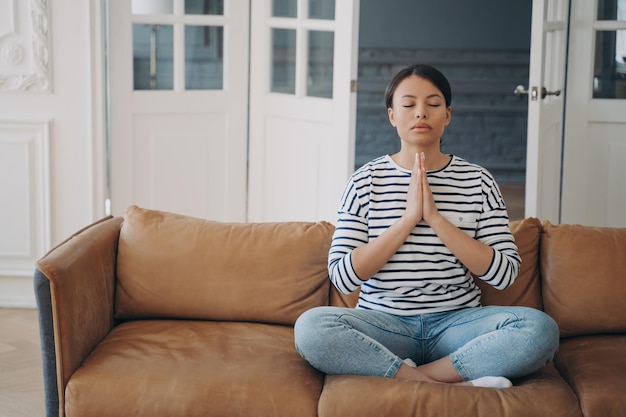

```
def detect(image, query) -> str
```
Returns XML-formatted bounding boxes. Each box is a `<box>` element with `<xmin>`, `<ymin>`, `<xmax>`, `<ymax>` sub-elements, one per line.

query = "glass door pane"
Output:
<box><xmin>308</xmin><ymin>0</ymin><xmax>334</xmax><ymax>19</ymax></box>
<box><xmin>271</xmin><ymin>29</ymin><xmax>297</xmax><ymax>94</ymax></box>
<box><xmin>185</xmin><ymin>0</ymin><xmax>224</xmax><ymax>15</ymax></box>
<box><xmin>133</xmin><ymin>24</ymin><xmax>174</xmax><ymax>90</ymax></box>
<box><xmin>272</xmin><ymin>0</ymin><xmax>297</xmax><ymax>17</ymax></box>
<box><xmin>307</xmin><ymin>30</ymin><xmax>333</xmax><ymax>98</ymax></box>
<box><xmin>185</xmin><ymin>25</ymin><xmax>223</xmax><ymax>89</ymax></box>
<box><xmin>132</xmin><ymin>0</ymin><xmax>173</xmax><ymax>15</ymax></box>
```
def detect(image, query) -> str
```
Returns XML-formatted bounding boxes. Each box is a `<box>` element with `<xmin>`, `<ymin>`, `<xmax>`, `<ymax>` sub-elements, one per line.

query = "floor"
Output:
<box><xmin>500</xmin><ymin>182</ymin><xmax>525</xmax><ymax>221</ymax></box>
<box><xmin>0</xmin><ymin>308</ymin><xmax>45</xmax><ymax>417</ymax></box>
<box><xmin>0</xmin><ymin>184</ymin><xmax>523</xmax><ymax>417</ymax></box>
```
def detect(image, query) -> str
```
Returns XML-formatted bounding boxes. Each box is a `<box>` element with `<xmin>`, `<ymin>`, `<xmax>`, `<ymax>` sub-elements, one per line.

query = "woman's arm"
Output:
<box><xmin>418</xmin><ymin>153</ymin><xmax>516</xmax><ymax>283</ymax></box>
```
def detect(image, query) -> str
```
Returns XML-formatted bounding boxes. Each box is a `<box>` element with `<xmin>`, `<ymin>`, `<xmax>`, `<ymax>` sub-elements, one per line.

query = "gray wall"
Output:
<box><xmin>356</xmin><ymin>0</ymin><xmax>532</xmax><ymax>183</ymax></box>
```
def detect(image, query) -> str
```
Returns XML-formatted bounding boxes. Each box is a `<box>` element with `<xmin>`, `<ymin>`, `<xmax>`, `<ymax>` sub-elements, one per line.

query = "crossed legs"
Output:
<box><xmin>294</xmin><ymin>305</ymin><xmax>559</xmax><ymax>388</ymax></box>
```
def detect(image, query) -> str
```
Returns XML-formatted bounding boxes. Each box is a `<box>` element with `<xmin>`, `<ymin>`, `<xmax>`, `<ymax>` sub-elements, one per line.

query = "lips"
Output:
<box><xmin>411</xmin><ymin>123</ymin><xmax>431</xmax><ymax>130</ymax></box>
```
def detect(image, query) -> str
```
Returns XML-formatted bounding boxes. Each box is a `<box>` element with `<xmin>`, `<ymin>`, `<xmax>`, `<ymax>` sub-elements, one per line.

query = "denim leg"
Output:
<box><xmin>429</xmin><ymin>306</ymin><xmax>559</xmax><ymax>380</ymax></box>
<box><xmin>294</xmin><ymin>306</ymin><xmax>421</xmax><ymax>378</ymax></box>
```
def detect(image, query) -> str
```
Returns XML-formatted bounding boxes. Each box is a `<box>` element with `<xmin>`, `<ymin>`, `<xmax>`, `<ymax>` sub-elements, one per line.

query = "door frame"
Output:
<box><xmin>524</xmin><ymin>0</ymin><xmax>571</xmax><ymax>223</ymax></box>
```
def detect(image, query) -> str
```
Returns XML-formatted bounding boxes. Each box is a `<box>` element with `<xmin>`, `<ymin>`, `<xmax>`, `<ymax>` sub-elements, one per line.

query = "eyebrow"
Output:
<box><xmin>401</xmin><ymin>93</ymin><xmax>442</xmax><ymax>99</ymax></box>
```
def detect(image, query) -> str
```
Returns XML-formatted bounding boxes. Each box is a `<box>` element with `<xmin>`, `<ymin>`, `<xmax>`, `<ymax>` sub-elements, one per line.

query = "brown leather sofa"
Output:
<box><xmin>34</xmin><ymin>205</ymin><xmax>626</xmax><ymax>417</ymax></box>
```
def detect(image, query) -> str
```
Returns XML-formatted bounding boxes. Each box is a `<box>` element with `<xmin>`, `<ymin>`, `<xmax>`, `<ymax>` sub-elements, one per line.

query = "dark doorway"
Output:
<box><xmin>356</xmin><ymin>0</ymin><xmax>532</xmax><ymax>220</ymax></box>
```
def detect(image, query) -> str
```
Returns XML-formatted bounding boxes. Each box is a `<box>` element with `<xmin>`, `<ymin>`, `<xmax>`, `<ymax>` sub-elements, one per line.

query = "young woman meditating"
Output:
<box><xmin>294</xmin><ymin>64</ymin><xmax>559</xmax><ymax>389</ymax></box>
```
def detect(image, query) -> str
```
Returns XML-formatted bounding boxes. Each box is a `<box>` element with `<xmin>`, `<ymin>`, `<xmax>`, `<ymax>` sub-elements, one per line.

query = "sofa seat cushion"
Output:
<box><xmin>318</xmin><ymin>363</ymin><xmax>581</xmax><ymax>417</ymax></box>
<box><xmin>116</xmin><ymin>205</ymin><xmax>334</xmax><ymax>325</ymax></box>
<box><xmin>555</xmin><ymin>335</ymin><xmax>626</xmax><ymax>417</ymax></box>
<box><xmin>64</xmin><ymin>320</ymin><xmax>323</xmax><ymax>417</ymax></box>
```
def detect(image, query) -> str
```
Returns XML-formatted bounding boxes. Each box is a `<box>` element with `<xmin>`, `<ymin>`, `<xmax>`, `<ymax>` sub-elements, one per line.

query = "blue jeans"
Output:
<box><xmin>294</xmin><ymin>305</ymin><xmax>559</xmax><ymax>380</ymax></box>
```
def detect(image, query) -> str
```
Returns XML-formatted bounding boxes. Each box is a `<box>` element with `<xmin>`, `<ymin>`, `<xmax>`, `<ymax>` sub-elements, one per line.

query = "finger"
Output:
<box><xmin>418</xmin><ymin>152</ymin><xmax>426</xmax><ymax>182</ymax></box>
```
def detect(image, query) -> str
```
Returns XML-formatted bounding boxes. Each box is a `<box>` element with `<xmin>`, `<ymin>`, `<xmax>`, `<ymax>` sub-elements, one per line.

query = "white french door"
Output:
<box><xmin>108</xmin><ymin>0</ymin><xmax>359</xmax><ymax>223</ymax></box>
<box><xmin>561</xmin><ymin>0</ymin><xmax>626</xmax><ymax>227</ymax></box>
<box><xmin>108</xmin><ymin>0</ymin><xmax>249</xmax><ymax>221</ymax></box>
<box><xmin>523</xmin><ymin>0</ymin><xmax>570</xmax><ymax>222</ymax></box>
<box><xmin>247</xmin><ymin>0</ymin><xmax>360</xmax><ymax>223</ymax></box>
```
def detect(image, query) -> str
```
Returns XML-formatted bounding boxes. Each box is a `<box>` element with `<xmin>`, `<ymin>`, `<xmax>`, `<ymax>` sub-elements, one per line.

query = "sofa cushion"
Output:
<box><xmin>330</xmin><ymin>217</ymin><xmax>543</xmax><ymax>310</ymax></box>
<box><xmin>555</xmin><ymin>335</ymin><xmax>626</xmax><ymax>417</ymax></box>
<box><xmin>318</xmin><ymin>363</ymin><xmax>581</xmax><ymax>417</ymax></box>
<box><xmin>540</xmin><ymin>222</ymin><xmax>626</xmax><ymax>337</ymax></box>
<box><xmin>65</xmin><ymin>320</ymin><xmax>324</xmax><ymax>417</ymax></box>
<box><xmin>116</xmin><ymin>205</ymin><xmax>334</xmax><ymax>325</ymax></box>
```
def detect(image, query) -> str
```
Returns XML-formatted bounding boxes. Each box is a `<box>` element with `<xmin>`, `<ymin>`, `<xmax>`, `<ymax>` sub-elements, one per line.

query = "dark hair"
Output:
<box><xmin>384</xmin><ymin>64</ymin><xmax>452</xmax><ymax>109</ymax></box>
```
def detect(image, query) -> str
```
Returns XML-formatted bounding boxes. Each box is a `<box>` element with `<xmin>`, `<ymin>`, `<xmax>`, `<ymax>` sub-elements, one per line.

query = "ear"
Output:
<box><xmin>387</xmin><ymin>107</ymin><xmax>396</xmax><ymax>127</ymax></box>
<box><xmin>444</xmin><ymin>106</ymin><xmax>452</xmax><ymax>126</ymax></box>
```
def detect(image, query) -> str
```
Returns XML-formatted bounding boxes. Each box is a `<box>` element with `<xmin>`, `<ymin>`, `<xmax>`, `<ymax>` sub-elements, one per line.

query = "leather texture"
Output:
<box><xmin>318</xmin><ymin>363</ymin><xmax>581</xmax><ymax>417</ymax></box>
<box><xmin>36</xmin><ymin>216</ymin><xmax>122</xmax><ymax>417</ymax></box>
<box><xmin>116</xmin><ymin>205</ymin><xmax>333</xmax><ymax>325</ymax></box>
<box><xmin>540</xmin><ymin>222</ymin><xmax>626</xmax><ymax>337</ymax></box>
<box><xmin>35</xmin><ymin>207</ymin><xmax>626</xmax><ymax>417</ymax></box>
<box><xmin>65</xmin><ymin>320</ymin><xmax>323</xmax><ymax>417</ymax></box>
<box><xmin>555</xmin><ymin>335</ymin><xmax>626</xmax><ymax>417</ymax></box>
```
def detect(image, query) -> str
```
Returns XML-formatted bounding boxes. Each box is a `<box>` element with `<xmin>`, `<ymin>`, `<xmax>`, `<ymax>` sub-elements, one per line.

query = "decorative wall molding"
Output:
<box><xmin>0</xmin><ymin>119</ymin><xmax>51</xmax><ymax>280</ymax></box>
<box><xmin>0</xmin><ymin>0</ymin><xmax>17</xmax><ymax>40</ymax></box>
<box><xmin>0</xmin><ymin>0</ymin><xmax>52</xmax><ymax>93</ymax></box>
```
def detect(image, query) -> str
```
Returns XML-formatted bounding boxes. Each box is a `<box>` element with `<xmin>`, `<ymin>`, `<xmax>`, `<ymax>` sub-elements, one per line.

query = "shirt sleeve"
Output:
<box><xmin>327</xmin><ymin>178</ymin><xmax>370</xmax><ymax>294</ymax></box>
<box><xmin>474</xmin><ymin>171</ymin><xmax>521</xmax><ymax>290</ymax></box>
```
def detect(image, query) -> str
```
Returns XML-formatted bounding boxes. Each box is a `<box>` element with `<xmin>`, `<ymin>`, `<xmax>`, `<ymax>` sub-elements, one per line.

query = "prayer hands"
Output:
<box><xmin>404</xmin><ymin>152</ymin><xmax>439</xmax><ymax>225</ymax></box>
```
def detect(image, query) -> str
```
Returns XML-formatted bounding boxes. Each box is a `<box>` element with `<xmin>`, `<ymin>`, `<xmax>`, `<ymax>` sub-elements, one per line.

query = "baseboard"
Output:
<box><xmin>0</xmin><ymin>275</ymin><xmax>36</xmax><ymax>308</ymax></box>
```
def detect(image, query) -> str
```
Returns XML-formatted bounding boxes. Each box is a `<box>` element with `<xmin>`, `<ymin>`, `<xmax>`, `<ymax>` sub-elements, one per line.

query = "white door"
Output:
<box><xmin>108</xmin><ymin>0</ymin><xmax>249</xmax><ymax>221</ymax></box>
<box><xmin>561</xmin><ymin>0</ymin><xmax>626</xmax><ymax>227</ymax></box>
<box><xmin>247</xmin><ymin>0</ymin><xmax>360</xmax><ymax>223</ymax></box>
<box><xmin>523</xmin><ymin>0</ymin><xmax>570</xmax><ymax>222</ymax></box>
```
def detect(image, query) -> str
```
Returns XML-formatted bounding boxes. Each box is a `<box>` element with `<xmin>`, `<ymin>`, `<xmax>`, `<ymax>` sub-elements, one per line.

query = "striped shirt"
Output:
<box><xmin>328</xmin><ymin>154</ymin><xmax>520</xmax><ymax>316</ymax></box>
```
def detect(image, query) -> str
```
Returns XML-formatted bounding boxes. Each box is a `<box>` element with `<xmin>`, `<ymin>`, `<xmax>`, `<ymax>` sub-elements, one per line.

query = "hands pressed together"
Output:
<box><xmin>404</xmin><ymin>152</ymin><xmax>441</xmax><ymax>226</ymax></box>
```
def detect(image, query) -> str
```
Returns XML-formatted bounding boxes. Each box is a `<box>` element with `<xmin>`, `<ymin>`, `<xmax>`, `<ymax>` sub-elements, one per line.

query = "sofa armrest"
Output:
<box><xmin>35</xmin><ymin>216</ymin><xmax>122</xmax><ymax>417</ymax></box>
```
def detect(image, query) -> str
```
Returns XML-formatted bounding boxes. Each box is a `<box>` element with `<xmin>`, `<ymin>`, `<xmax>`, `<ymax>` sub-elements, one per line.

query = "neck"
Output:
<box><xmin>392</xmin><ymin>148</ymin><xmax>449</xmax><ymax>171</ymax></box>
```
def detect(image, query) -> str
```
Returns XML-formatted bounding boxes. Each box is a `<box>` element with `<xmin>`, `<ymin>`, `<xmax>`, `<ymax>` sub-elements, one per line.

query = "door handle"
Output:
<box><xmin>540</xmin><ymin>87</ymin><xmax>561</xmax><ymax>98</ymax></box>
<box><xmin>514</xmin><ymin>85</ymin><xmax>561</xmax><ymax>101</ymax></box>
<box><xmin>514</xmin><ymin>85</ymin><xmax>529</xmax><ymax>96</ymax></box>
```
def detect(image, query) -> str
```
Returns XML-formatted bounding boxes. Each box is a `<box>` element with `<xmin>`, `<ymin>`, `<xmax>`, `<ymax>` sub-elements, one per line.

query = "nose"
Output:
<box><xmin>415</xmin><ymin>105</ymin><xmax>427</xmax><ymax>119</ymax></box>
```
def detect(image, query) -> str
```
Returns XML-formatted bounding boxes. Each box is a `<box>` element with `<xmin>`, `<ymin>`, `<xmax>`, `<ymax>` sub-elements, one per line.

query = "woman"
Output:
<box><xmin>294</xmin><ymin>64</ymin><xmax>559</xmax><ymax>388</ymax></box>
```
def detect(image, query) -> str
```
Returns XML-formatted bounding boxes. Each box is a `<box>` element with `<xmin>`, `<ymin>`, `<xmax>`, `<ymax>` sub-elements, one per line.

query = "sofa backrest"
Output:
<box><xmin>540</xmin><ymin>222</ymin><xmax>626</xmax><ymax>337</ymax></box>
<box><xmin>115</xmin><ymin>206</ymin><xmax>334</xmax><ymax>325</ymax></box>
<box><xmin>330</xmin><ymin>217</ymin><xmax>544</xmax><ymax>310</ymax></box>
<box><xmin>474</xmin><ymin>217</ymin><xmax>543</xmax><ymax>309</ymax></box>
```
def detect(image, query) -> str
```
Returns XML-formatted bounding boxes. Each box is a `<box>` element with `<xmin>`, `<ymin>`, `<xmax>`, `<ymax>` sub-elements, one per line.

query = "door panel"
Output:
<box><xmin>561</xmin><ymin>0</ymin><xmax>626</xmax><ymax>226</ymax></box>
<box><xmin>248</xmin><ymin>0</ymin><xmax>360</xmax><ymax>223</ymax></box>
<box><xmin>108</xmin><ymin>0</ymin><xmax>248</xmax><ymax>221</ymax></box>
<box><xmin>132</xmin><ymin>113</ymin><xmax>227</xmax><ymax>217</ymax></box>
<box><xmin>524</xmin><ymin>0</ymin><xmax>570</xmax><ymax>222</ymax></box>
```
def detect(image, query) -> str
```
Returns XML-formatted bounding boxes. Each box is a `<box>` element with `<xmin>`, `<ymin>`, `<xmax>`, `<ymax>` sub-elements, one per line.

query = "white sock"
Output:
<box><xmin>403</xmin><ymin>358</ymin><xmax>417</xmax><ymax>367</ymax></box>
<box><xmin>470</xmin><ymin>376</ymin><xmax>513</xmax><ymax>389</ymax></box>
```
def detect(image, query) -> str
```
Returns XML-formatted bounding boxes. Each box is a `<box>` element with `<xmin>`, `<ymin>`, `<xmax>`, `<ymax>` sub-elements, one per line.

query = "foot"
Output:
<box><xmin>469</xmin><ymin>376</ymin><xmax>513</xmax><ymax>389</ymax></box>
<box><xmin>403</xmin><ymin>358</ymin><xmax>417</xmax><ymax>367</ymax></box>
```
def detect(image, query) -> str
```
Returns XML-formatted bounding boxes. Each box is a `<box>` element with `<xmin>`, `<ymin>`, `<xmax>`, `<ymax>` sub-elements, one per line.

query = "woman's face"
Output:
<box><xmin>387</xmin><ymin>75</ymin><xmax>451</xmax><ymax>149</ymax></box>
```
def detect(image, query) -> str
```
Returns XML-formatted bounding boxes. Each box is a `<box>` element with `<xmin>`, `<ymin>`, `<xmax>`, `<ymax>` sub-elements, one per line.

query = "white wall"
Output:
<box><xmin>0</xmin><ymin>0</ymin><xmax>105</xmax><ymax>307</ymax></box>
